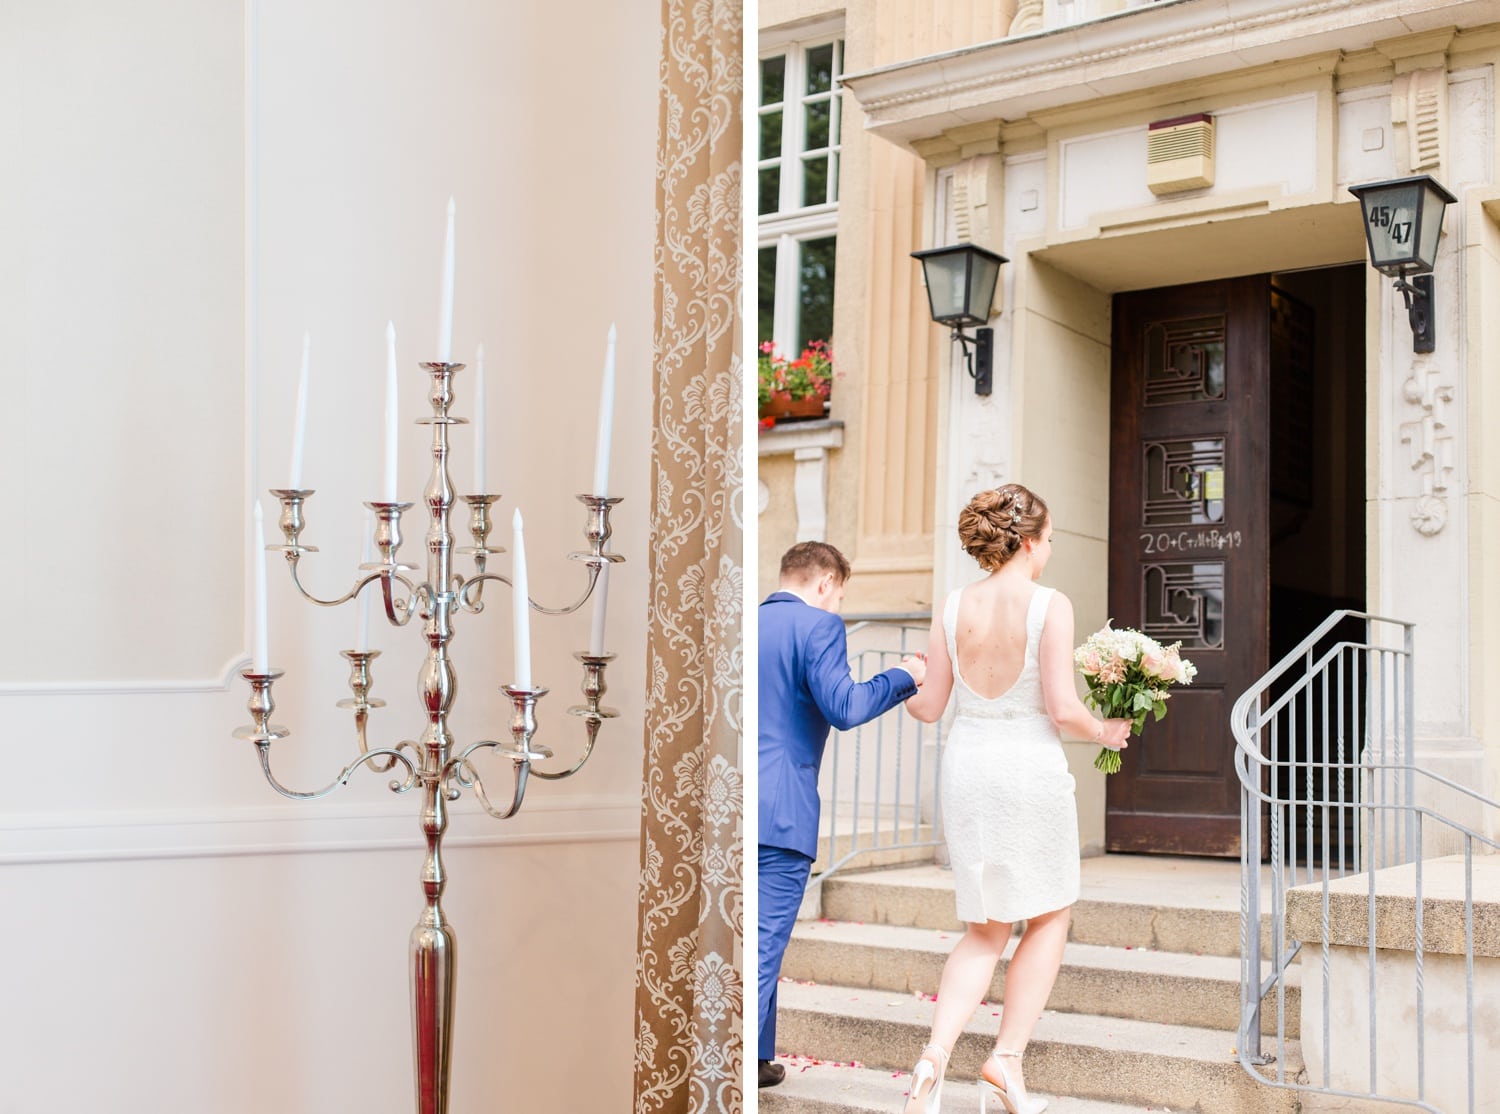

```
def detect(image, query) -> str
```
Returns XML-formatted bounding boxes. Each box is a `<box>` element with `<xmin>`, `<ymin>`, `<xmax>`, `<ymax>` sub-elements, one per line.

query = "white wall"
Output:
<box><xmin>0</xmin><ymin>1</ymin><xmax>658</xmax><ymax>1110</ymax></box>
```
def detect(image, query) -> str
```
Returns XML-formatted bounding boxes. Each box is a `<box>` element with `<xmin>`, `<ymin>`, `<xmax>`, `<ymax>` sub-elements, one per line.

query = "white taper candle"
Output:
<box><xmin>593</xmin><ymin>323</ymin><xmax>616</xmax><ymax>496</ymax></box>
<box><xmin>474</xmin><ymin>342</ymin><xmax>487</xmax><ymax>493</ymax></box>
<box><xmin>357</xmin><ymin>507</ymin><xmax>375</xmax><ymax>651</ymax></box>
<box><xmin>253</xmin><ymin>501</ymin><xmax>269</xmax><ymax>673</ymax></box>
<box><xmin>438</xmin><ymin>197</ymin><xmax>456</xmax><ymax>363</ymax></box>
<box><xmin>384</xmin><ymin>321</ymin><xmax>398</xmax><ymax>501</ymax></box>
<box><xmin>512</xmin><ymin>509</ymin><xmax>532</xmax><ymax>688</ymax></box>
<box><xmin>588</xmin><ymin>561</ymin><xmax>610</xmax><ymax>656</ymax></box>
<box><xmin>289</xmin><ymin>332</ymin><xmax>310</xmax><ymax>489</ymax></box>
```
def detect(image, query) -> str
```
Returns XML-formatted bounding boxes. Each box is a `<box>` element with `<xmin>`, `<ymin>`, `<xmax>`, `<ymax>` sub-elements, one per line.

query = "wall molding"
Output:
<box><xmin>1</xmin><ymin>794</ymin><xmax>640</xmax><ymax>866</ymax></box>
<box><xmin>0</xmin><ymin>652</ymin><xmax>249</xmax><ymax>697</ymax></box>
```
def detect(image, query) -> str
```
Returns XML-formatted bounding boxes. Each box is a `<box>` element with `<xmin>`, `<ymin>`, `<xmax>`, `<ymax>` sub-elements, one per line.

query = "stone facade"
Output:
<box><xmin>761</xmin><ymin>0</ymin><xmax>1500</xmax><ymax>850</ymax></box>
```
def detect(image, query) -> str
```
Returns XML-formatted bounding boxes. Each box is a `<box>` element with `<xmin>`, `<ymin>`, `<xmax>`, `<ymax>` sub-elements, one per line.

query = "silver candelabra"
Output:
<box><xmin>232</xmin><ymin>359</ymin><xmax>624</xmax><ymax>1113</ymax></box>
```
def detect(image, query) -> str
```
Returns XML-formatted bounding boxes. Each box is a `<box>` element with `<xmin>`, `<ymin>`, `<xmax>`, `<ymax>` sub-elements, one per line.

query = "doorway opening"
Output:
<box><xmin>1266</xmin><ymin>263</ymin><xmax>1368</xmax><ymax>865</ymax></box>
<box><xmin>1104</xmin><ymin>266</ymin><xmax>1367</xmax><ymax>857</ymax></box>
<box><xmin>1267</xmin><ymin>265</ymin><xmax>1368</xmax><ymax>654</ymax></box>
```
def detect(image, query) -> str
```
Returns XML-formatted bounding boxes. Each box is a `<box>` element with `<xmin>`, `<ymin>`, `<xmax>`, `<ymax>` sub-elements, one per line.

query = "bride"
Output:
<box><xmin>899</xmin><ymin>484</ymin><xmax>1131</xmax><ymax>1114</ymax></box>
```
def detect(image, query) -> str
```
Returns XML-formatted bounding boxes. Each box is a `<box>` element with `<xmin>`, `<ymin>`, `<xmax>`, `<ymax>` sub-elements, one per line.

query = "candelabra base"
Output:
<box><xmin>411</xmin><ymin>920</ymin><xmax>457</xmax><ymax>1114</ymax></box>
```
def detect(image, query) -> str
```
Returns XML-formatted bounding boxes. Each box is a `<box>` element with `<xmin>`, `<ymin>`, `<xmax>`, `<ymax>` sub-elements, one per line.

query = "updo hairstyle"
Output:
<box><xmin>957</xmin><ymin>484</ymin><xmax>1050</xmax><ymax>572</ymax></box>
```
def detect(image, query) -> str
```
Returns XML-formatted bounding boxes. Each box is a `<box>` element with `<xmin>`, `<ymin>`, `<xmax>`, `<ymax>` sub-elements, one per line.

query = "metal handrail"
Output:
<box><xmin>814</xmin><ymin>621</ymin><xmax>944</xmax><ymax>889</ymax></box>
<box><xmin>1232</xmin><ymin>609</ymin><xmax>1500</xmax><ymax>1112</ymax></box>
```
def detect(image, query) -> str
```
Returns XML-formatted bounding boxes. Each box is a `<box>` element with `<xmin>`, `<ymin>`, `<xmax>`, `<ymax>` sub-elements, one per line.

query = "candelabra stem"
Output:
<box><xmin>411</xmin><ymin>770</ymin><xmax>456</xmax><ymax>1114</ymax></box>
<box><xmin>411</xmin><ymin>360</ymin><xmax>463</xmax><ymax>1114</ymax></box>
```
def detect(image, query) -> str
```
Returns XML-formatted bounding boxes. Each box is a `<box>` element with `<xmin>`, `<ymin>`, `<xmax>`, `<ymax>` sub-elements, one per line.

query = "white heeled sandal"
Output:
<box><xmin>901</xmin><ymin>1043</ymin><xmax>948</xmax><ymax>1114</ymax></box>
<box><xmin>978</xmin><ymin>1048</ymin><xmax>1047</xmax><ymax>1114</ymax></box>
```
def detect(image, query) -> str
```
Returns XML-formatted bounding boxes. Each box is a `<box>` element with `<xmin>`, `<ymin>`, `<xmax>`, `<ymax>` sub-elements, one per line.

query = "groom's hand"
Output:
<box><xmin>899</xmin><ymin>654</ymin><xmax>927</xmax><ymax>686</ymax></box>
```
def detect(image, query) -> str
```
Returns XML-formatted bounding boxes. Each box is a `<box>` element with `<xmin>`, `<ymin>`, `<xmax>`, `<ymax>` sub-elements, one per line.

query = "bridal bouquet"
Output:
<box><xmin>1074</xmin><ymin>625</ymin><xmax>1197</xmax><ymax>774</ymax></box>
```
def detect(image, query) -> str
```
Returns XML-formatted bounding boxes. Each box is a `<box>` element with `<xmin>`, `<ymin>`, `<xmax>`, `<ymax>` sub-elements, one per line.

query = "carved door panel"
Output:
<box><xmin>1106</xmin><ymin>276</ymin><xmax>1270</xmax><ymax>856</ymax></box>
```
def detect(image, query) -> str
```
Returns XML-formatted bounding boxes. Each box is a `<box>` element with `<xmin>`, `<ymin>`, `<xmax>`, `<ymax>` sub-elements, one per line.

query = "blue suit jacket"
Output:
<box><xmin>758</xmin><ymin>591</ymin><xmax>918</xmax><ymax>859</ymax></box>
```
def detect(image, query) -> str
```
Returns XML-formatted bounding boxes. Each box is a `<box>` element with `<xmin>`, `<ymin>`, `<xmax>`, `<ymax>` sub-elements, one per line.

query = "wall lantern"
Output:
<box><xmin>1348</xmin><ymin>174</ymin><xmax>1456</xmax><ymax>353</ymax></box>
<box><xmin>911</xmin><ymin>242</ymin><xmax>1007</xmax><ymax>395</ymax></box>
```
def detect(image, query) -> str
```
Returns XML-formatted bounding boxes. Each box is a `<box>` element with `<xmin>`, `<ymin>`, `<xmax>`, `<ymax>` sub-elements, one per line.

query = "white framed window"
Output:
<box><xmin>757</xmin><ymin>25</ymin><xmax>844</xmax><ymax>357</ymax></box>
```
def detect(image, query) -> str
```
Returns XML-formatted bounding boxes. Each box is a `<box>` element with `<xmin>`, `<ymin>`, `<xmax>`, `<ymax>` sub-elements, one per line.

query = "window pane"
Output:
<box><xmin>804</xmin><ymin>100</ymin><xmax>830</xmax><ymax>151</ymax></box>
<box><xmin>798</xmin><ymin>236</ymin><xmax>837</xmax><ymax>352</ymax></box>
<box><xmin>806</xmin><ymin>44</ymin><xmax>834</xmax><ymax>94</ymax></box>
<box><xmin>830</xmin><ymin>151</ymin><xmax>840</xmax><ymax>203</ymax></box>
<box><xmin>759</xmin><ymin>246</ymin><xmax>778</xmax><ymax>350</ymax></box>
<box><xmin>758</xmin><ymin>166</ymin><xmax>780</xmax><ymax>216</ymax></box>
<box><xmin>760</xmin><ymin>110</ymin><xmax>783</xmax><ymax>161</ymax></box>
<box><xmin>760</xmin><ymin>55</ymin><xmax>785</xmax><ymax>106</ymax></box>
<box><xmin>802</xmin><ymin>155</ymin><xmax>828</xmax><ymax>208</ymax></box>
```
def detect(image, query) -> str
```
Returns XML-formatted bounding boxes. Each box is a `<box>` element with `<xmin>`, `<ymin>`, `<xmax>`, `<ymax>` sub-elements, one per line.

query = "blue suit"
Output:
<box><xmin>757</xmin><ymin>590</ymin><xmax>917</xmax><ymax>1061</ymax></box>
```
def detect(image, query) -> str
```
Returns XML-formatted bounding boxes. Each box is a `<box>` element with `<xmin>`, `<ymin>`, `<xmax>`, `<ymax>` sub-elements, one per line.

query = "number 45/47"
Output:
<box><xmin>1369</xmin><ymin>205</ymin><xmax>1413</xmax><ymax>244</ymax></box>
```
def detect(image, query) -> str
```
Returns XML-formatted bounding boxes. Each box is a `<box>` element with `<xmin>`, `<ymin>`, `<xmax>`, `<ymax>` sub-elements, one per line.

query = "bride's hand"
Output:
<box><xmin>1099</xmin><ymin>718</ymin><xmax>1133</xmax><ymax>751</ymax></box>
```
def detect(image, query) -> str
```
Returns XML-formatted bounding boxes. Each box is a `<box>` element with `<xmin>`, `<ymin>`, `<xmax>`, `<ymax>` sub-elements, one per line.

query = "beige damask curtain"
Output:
<box><xmin>631</xmin><ymin>0</ymin><xmax>743</xmax><ymax>1111</ymax></box>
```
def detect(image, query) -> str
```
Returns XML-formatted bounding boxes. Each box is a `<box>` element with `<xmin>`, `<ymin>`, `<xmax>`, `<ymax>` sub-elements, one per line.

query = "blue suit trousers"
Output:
<box><xmin>757</xmin><ymin>843</ymin><xmax>813</xmax><ymax>1061</ymax></box>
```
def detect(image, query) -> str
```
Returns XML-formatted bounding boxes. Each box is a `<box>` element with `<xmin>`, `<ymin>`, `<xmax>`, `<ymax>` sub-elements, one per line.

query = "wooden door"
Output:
<box><xmin>1106</xmin><ymin>276</ymin><xmax>1270</xmax><ymax>856</ymax></box>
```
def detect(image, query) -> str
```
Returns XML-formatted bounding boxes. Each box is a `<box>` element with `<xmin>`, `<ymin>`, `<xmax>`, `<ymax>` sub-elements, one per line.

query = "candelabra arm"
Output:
<box><xmin>352</xmin><ymin>723</ymin><xmax>423</xmax><ymax>778</ymax></box>
<box><xmin>446</xmin><ymin>684</ymin><xmax>551</xmax><ymax>814</ymax></box>
<box><xmin>445</xmin><ymin>742</ymin><xmax>531</xmax><ymax>819</ymax></box>
<box><xmin>456</xmin><ymin>564</ymin><xmax>600</xmax><ymax>617</ymax></box>
<box><xmin>530</xmin><ymin>719</ymin><xmax>599</xmax><ymax>781</ymax></box>
<box><xmin>533</xmin><ymin>653</ymin><xmax>617</xmax><ymax>781</ymax></box>
<box><xmin>383</xmin><ymin>573</ymin><xmax>425</xmax><ymax>626</ymax></box>
<box><xmin>280</xmin><ymin>563</ymin><xmax>393</xmax><ymax>609</ymax></box>
<box><xmin>255</xmin><ymin>741</ymin><xmax>420</xmax><ymax>801</ymax></box>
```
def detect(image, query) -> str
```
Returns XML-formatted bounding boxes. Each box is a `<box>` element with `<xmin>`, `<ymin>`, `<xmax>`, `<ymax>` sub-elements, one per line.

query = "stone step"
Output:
<box><xmin>775</xmin><ymin>980</ymin><xmax>1302</xmax><ymax>1114</ymax></box>
<box><xmin>760</xmin><ymin>1060</ymin><xmax>1177</xmax><ymax>1113</ymax></box>
<box><xmin>813</xmin><ymin>820</ymin><xmax>938</xmax><ymax>874</ymax></box>
<box><xmin>819</xmin><ymin>857</ymin><xmax>1283</xmax><ymax>959</ymax></box>
<box><xmin>782</xmin><ymin>920</ymin><xmax>1300</xmax><ymax>1037</ymax></box>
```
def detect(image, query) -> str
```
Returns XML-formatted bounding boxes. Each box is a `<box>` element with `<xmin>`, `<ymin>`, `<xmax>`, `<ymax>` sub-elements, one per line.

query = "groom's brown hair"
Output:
<box><xmin>779</xmin><ymin>541</ymin><xmax>852</xmax><ymax>585</ymax></box>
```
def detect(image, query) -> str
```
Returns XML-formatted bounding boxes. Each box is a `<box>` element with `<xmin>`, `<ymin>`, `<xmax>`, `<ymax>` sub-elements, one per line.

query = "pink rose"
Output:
<box><xmin>1082</xmin><ymin>649</ymin><xmax>1102</xmax><ymax>674</ymax></box>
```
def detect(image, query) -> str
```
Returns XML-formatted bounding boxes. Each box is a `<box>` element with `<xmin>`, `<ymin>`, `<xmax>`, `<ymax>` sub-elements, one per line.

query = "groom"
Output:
<box><xmin>758</xmin><ymin>541</ymin><xmax>925</xmax><ymax>1088</ymax></box>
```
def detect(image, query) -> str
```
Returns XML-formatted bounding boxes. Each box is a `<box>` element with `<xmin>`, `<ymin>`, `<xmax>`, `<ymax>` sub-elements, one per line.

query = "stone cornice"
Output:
<box><xmin>839</xmin><ymin>0</ymin><xmax>1500</xmax><ymax>149</ymax></box>
<box><xmin>757</xmin><ymin>418</ymin><xmax>845</xmax><ymax>455</ymax></box>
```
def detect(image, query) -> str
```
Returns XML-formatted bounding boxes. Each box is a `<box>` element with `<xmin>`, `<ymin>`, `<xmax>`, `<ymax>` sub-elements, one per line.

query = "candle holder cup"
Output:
<box><xmin>268</xmin><ymin>489</ymin><xmax>319</xmax><ymax>554</ymax></box>
<box><xmin>233</xmin><ymin>669</ymin><xmax>290</xmax><ymax>742</ymax></box>
<box><xmin>457</xmin><ymin>495</ymin><xmax>504</xmax><ymax>605</ymax></box>
<box><xmin>570</xmin><ymin>494</ymin><xmax>626</xmax><ymax>565</ymax></box>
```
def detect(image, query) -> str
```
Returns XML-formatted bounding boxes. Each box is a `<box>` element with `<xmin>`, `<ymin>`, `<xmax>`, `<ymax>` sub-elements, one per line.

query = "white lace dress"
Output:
<box><xmin>939</xmin><ymin>584</ymin><xmax>1080</xmax><ymax>924</ymax></box>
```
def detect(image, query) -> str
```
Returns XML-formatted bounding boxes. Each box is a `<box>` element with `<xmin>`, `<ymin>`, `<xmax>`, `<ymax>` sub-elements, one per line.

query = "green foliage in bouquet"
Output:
<box><xmin>1074</xmin><ymin>625</ymin><xmax>1197</xmax><ymax>774</ymax></box>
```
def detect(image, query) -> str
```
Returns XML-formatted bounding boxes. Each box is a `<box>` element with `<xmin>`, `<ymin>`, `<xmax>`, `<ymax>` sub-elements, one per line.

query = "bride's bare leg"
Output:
<box><xmin>926</xmin><ymin>917</ymin><xmax>1014</xmax><ymax>1055</ymax></box>
<box><xmin>907</xmin><ymin>919</ymin><xmax>1013</xmax><ymax>1107</ymax></box>
<box><xmin>985</xmin><ymin>904</ymin><xmax>1071</xmax><ymax>1093</ymax></box>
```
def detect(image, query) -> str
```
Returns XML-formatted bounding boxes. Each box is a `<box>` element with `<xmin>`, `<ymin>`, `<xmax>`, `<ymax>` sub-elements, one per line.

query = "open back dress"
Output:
<box><xmin>939</xmin><ymin>584</ymin><xmax>1081</xmax><ymax>924</ymax></box>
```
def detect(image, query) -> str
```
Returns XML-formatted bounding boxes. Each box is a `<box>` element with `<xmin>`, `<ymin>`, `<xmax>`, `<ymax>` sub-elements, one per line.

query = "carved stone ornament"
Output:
<box><xmin>952</xmin><ymin>154</ymin><xmax>1004</xmax><ymax>248</ymax></box>
<box><xmin>1009</xmin><ymin>0</ymin><xmax>1044</xmax><ymax>37</ymax></box>
<box><xmin>1398</xmin><ymin>360</ymin><xmax>1456</xmax><ymax>536</ymax></box>
<box><xmin>1392</xmin><ymin>68</ymin><xmax>1448</xmax><ymax>176</ymax></box>
<box><xmin>1410</xmin><ymin>494</ymin><xmax>1447</xmax><ymax>536</ymax></box>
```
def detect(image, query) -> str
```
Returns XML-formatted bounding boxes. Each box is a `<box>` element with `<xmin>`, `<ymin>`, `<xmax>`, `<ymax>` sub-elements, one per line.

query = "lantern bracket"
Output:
<box><xmin>950</xmin><ymin>327</ymin><xmax>994</xmax><ymax>396</ymax></box>
<box><xmin>1393</xmin><ymin>273</ymin><xmax>1436</xmax><ymax>354</ymax></box>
